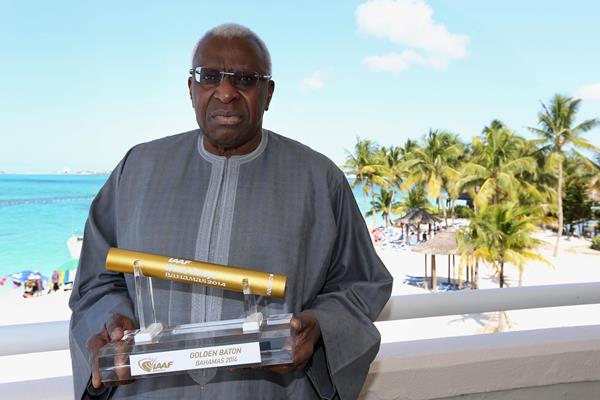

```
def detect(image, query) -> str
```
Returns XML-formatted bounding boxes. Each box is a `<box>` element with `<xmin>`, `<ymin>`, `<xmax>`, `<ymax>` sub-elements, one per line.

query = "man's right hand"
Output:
<box><xmin>86</xmin><ymin>314</ymin><xmax>136</xmax><ymax>389</ymax></box>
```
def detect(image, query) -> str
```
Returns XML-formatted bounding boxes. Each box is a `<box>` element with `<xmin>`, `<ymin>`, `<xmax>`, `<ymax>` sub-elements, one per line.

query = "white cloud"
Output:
<box><xmin>356</xmin><ymin>0</ymin><xmax>470</xmax><ymax>73</ymax></box>
<box><xmin>576</xmin><ymin>83</ymin><xmax>600</xmax><ymax>101</ymax></box>
<box><xmin>364</xmin><ymin>49</ymin><xmax>445</xmax><ymax>74</ymax></box>
<box><xmin>300</xmin><ymin>69</ymin><xmax>331</xmax><ymax>91</ymax></box>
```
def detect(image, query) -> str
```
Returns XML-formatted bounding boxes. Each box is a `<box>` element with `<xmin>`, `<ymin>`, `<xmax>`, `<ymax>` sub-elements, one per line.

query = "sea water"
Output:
<box><xmin>0</xmin><ymin>174</ymin><xmax>384</xmax><ymax>289</ymax></box>
<box><xmin>0</xmin><ymin>174</ymin><xmax>108</xmax><ymax>286</ymax></box>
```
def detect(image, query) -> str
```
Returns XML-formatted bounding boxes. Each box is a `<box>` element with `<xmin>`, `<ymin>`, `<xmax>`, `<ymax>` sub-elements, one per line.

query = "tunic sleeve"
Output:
<box><xmin>68</xmin><ymin>154</ymin><xmax>136</xmax><ymax>400</ymax></box>
<box><xmin>305</xmin><ymin>176</ymin><xmax>393</xmax><ymax>400</ymax></box>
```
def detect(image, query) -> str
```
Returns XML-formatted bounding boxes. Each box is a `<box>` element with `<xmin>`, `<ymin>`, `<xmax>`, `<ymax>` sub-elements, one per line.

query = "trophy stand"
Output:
<box><xmin>132</xmin><ymin>261</ymin><xmax>163</xmax><ymax>343</ymax></box>
<box><xmin>98</xmin><ymin>259</ymin><xmax>294</xmax><ymax>383</ymax></box>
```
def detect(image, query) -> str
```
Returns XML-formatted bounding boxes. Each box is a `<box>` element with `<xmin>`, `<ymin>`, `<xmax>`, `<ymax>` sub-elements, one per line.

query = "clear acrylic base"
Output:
<box><xmin>99</xmin><ymin>314</ymin><xmax>294</xmax><ymax>383</ymax></box>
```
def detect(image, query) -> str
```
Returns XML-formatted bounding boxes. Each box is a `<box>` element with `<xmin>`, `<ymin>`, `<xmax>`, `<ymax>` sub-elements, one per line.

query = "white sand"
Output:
<box><xmin>0</xmin><ymin>290</ymin><xmax>72</xmax><ymax>327</ymax></box>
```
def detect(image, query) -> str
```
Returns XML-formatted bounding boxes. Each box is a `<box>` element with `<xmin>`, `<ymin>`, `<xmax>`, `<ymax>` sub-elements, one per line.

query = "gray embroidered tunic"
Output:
<box><xmin>69</xmin><ymin>129</ymin><xmax>393</xmax><ymax>399</ymax></box>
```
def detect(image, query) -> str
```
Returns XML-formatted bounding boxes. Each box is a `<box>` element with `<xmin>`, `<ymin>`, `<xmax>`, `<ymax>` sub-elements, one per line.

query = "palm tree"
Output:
<box><xmin>393</xmin><ymin>184</ymin><xmax>434</xmax><ymax>214</ymax></box>
<box><xmin>588</xmin><ymin>154</ymin><xmax>600</xmax><ymax>205</ymax></box>
<box><xmin>345</xmin><ymin>137</ymin><xmax>387</xmax><ymax>226</ymax></box>
<box><xmin>456</xmin><ymin>213</ymin><xmax>484</xmax><ymax>289</ymax></box>
<box><xmin>366</xmin><ymin>188</ymin><xmax>399</xmax><ymax>227</ymax></box>
<box><xmin>517</xmin><ymin>139</ymin><xmax>557</xmax><ymax>212</ymax></box>
<box><xmin>457</xmin><ymin>121</ymin><xmax>537</xmax><ymax>209</ymax></box>
<box><xmin>401</xmin><ymin>130</ymin><xmax>464</xmax><ymax>226</ymax></box>
<box><xmin>563</xmin><ymin>154</ymin><xmax>596</xmax><ymax>235</ymax></box>
<box><xmin>399</xmin><ymin>139</ymin><xmax>419</xmax><ymax>159</ymax></box>
<box><xmin>529</xmin><ymin>94</ymin><xmax>600</xmax><ymax>256</ymax></box>
<box><xmin>376</xmin><ymin>146</ymin><xmax>405</xmax><ymax>220</ymax></box>
<box><xmin>468</xmin><ymin>203</ymin><xmax>552</xmax><ymax>287</ymax></box>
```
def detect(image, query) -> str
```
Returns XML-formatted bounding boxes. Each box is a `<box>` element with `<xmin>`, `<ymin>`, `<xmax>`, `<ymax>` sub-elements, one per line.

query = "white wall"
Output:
<box><xmin>359</xmin><ymin>325</ymin><xmax>600</xmax><ymax>400</ymax></box>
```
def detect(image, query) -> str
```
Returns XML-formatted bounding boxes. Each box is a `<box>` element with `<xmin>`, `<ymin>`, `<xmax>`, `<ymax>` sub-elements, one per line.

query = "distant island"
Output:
<box><xmin>0</xmin><ymin>169</ymin><xmax>112</xmax><ymax>175</ymax></box>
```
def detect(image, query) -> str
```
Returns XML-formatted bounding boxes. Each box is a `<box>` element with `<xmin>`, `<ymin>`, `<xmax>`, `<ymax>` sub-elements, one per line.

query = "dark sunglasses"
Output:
<box><xmin>189</xmin><ymin>67</ymin><xmax>271</xmax><ymax>90</ymax></box>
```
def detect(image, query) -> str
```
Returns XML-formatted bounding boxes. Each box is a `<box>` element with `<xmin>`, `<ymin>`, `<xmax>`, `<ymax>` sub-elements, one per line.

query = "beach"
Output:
<box><xmin>1</xmin><ymin>231</ymin><xmax>598</xmax><ymax>332</ymax></box>
<box><xmin>1</xmin><ymin>230</ymin><xmax>598</xmax><ymax>349</ymax></box>
<box><xmin>377</xmin><ymin>230</ymin><xmax>600</xmax><ymax>343</ymax></box>
<box><xmin>0</xmin><ymin>229</ymin><xmax>599</xmax><ymax>391</ymax></box>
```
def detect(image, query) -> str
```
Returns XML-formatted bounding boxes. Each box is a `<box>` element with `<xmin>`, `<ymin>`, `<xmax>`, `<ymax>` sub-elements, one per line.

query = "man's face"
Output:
<box><xmin>188</xmin><ymin>36</ymin><xmax>274</xmax><ymax>151</ymax></box>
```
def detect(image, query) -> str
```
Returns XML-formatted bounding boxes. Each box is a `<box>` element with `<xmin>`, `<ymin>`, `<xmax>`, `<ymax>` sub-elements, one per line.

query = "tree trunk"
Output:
<box><xmin>431</xmin><ymin>255</ymin><xmax>437</xmax><ymax>292</ymax></box>
<box><xmin>518</xmin><ymin>268</ymin><xmax>523</xmax><ymax>287</ymax></box>
<box><xmin>474</xmin><ymin>259</ymin><xmax>479</xmax><ymax>289</ymax></box>
<box><xmin>424</xmin><ymin>255</ymin><xmax>428</xmax><ymax>290</ymax></box>
<box><xmin>440</xmin><ymin>195</ymin><xmax>448</xmax><ymax>228</ymax></box>
<box><xmin>499</xmin><ymin>260</ymin><xmax>505</xmax><ymax>288</ymax></box>
<box><xmin>448</xmin><ymin>254</ymin><xmax>462</xmax><ymax>289</ymax></box>
<box><xmin>554</xmin><ymin>160</ymin><xmax>563</xmax><ymax>257</ymax></box>
<box><xmin>387</xmin><ymin>190</ymin><xmax>395</xmax><ymax>228</ymax></box>
<box><xmin>455</xmin><ymin>255</ymin><xmax>461</xmax><ymax>289</ymax></box>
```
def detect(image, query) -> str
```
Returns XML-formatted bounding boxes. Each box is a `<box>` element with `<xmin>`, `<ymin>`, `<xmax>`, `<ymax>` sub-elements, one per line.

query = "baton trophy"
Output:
<box><xmin>98</xmin><ymin>248</ymin><xmax>293</xmax><ymax>383</ymax></box>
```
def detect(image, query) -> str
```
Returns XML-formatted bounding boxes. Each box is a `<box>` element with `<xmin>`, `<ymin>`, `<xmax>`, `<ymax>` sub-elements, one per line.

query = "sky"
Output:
<box><xmin>1</xmin><ymin>0</ymin><xmax>599</xmax><ymax>172</ymax></box>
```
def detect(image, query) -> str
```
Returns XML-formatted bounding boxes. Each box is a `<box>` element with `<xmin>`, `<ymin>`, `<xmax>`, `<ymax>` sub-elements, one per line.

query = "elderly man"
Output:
<box><xmin>69</xmin><ymin>23</ymin><xmax>392</xmax><ymax>400</ymax></box>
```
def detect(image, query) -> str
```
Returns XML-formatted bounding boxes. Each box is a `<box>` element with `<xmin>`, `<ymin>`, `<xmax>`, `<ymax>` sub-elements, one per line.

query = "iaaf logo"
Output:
<box><xmin>138</xmin><ymin>358</ymin><xmax>174</xmax><ymax>373</ymax></box>
<box><xmin>168</xmin><ymin>258</ymin><xmax>192</xmax><ymax>265</ymax></box>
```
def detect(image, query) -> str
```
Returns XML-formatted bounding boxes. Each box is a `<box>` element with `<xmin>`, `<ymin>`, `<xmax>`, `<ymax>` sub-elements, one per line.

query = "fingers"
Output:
<box><xmin>87</xmin><ymin>314</ymin><xmax>136</xmax><ymax>389</ymax></box>
<box><xmin>290</xmin><ymin>317</ymin><xmax>303</xmax><ymax>333</ymax></box>
<box><xmin>257</xmin><ymin>314</ymin><xmax>319</xmax><ymax>375</ymax></box>
<box><xmin>106</xmin><ymin>314</ymin><xmax>135</xmax><ymax>341</ymax></box>
<box><xmin>114</xmin><ymin>338</ymin><xmax>133</xmax><ymax>383</ymax></box>
<box><xmin>86</xmin><ymin>334</ymin><xmax>108</xmax><ymax>389</ymax></box>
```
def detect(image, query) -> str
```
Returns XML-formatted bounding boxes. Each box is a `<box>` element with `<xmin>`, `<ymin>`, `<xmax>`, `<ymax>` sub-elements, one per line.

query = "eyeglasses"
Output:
<box><xmin>189</xmin><ymin>67</ymin><xmax>271</xmax><ymax>90</ymax></box>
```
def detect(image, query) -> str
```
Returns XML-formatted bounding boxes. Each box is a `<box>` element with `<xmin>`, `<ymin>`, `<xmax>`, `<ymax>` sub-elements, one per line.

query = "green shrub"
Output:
<box><xmin>592</xmin><ymin>236</ymin><xmax>600</xmax><ymax>251</ymax></box>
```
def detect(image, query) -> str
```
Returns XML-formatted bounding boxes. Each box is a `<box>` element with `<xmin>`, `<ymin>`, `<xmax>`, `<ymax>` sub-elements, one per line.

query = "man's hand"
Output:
<box><xmin>268</xmin><ymin>312</ymin><xmax>321</xmax><ymax>373</ymax></box>
<box><xmin>86</xmin><ymin>314</ymin><xmax>136</xmax><ymax>389</ymax></box>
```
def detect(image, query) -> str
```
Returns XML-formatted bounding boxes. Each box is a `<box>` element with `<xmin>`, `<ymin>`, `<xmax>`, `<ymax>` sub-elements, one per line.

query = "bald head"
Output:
<box><xmin>191</xmin><ymin>23</ymin><xmax>272</xmax><ymax>75</ymax></box>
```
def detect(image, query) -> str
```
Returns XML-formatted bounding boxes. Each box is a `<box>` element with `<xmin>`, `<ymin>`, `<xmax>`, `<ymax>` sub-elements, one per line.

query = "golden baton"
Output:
<box><xmin>106</xmin><ymin>248</ymin><xmax>286</xmax><ymax>298</ymax></box>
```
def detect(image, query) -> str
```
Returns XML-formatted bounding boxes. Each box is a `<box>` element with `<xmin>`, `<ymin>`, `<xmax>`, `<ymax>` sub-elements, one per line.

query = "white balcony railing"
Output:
<box><xmin>2</xmin><ymin>282</ymin><xmax>600</xmax><ymax>399</ymax></box>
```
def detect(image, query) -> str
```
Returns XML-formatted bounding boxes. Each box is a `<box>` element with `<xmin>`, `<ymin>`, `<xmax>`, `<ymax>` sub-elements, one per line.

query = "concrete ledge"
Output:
<box><xmin>437</xmin><ymin>381</ymin><xmax>600</xmax><ymax>400</ymax></box>
<box><xmin>360</xmin><ymin>325</ymin><xmax>600</xmax><ymax>400</ymax></box>
<box><xmin>0</xmin><ymin>376</ymin><xmax>73</xmax><ymax>400</ymax></box>
<box><xmin>0</xmin><ymin>320</ymin><xmax>69</xmax><ymax>356</ymax></box>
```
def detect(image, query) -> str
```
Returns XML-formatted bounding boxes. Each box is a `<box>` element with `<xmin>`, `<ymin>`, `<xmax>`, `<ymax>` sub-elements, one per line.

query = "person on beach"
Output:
<box><xmin>50</xmin><ymin>270</ymin><xmax>60</xmax><ymax>292</ymax></box>
<box><xmin>69</xmin><ymin>23</ymin><xmax>392</xmax><ymax>400</ymax></box>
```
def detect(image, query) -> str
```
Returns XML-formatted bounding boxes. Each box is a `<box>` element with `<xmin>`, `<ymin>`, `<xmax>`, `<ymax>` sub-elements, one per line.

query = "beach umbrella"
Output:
<box><xmin>412</xmin><ymin>231</ymin><xmax>458</xmax><ymax>292</ymax></box>
<box><xmin>55</xmin><ymin>259</ymin><xmax>79</xmax><ymax>285</ymax></box>
<box><xmin>394</xmin><ymin>208</ymin><xmax>441</xmax><ymax>226</ymax></box>
<box><xmin>394</xmin><ymin>208</ymin><xmax>441</xmax><ymax>239</ymax></box>
<box><xmin>57</xmin><ymin>259</ymin><xmax>78</xmax><ymax>271</ymax></box>
<box><xmin>7</xmin><ymin>270</ymin><xmax>47</xmax><ymax>285</ymax></box>
<box><xmin>8</xmin><ymin>270</ymin><xmax>34</xmax><ymax>284</ymax></box>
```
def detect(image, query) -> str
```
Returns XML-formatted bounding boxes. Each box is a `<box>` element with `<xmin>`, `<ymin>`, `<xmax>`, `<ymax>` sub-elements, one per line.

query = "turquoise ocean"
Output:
<box><xmin>0</xmin><ymin>174</ymin><xmax>385</xmax><ymax>291</ymax></box>
<box><xmin>0</xmin><ymin>174</ymin><xmax>107</xmax><ymax>290</ymax></box>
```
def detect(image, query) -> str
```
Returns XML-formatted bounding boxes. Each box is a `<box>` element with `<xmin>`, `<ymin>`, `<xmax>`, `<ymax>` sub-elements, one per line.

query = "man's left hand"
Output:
<box><xmin>268</xmin><ymin>312</ymin><xmax>321</xmax><ymax>373</ymax></box>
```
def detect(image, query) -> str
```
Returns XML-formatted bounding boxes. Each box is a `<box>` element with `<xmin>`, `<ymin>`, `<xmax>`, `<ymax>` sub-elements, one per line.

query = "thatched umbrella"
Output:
<box><xmin>412</xmin><ymin>231</ymin><xmax>458</xmax><ymax>292</ymax></box>
<box><xmin>395</xmin><ymin>208</ymin><xmax>441</xmax><ymax>226</ymax></box>
<box><xmin>394</xmin><ymin>208</ymin><xmax>441</xmax><ymax>239</ymax></box>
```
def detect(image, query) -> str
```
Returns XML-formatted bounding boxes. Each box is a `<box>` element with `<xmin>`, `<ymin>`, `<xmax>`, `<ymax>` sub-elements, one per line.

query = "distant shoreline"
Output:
<box><xmin>0</xmin><ymin>171</ymin><xmax>111</xmax><ymax>175</ymax></box>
